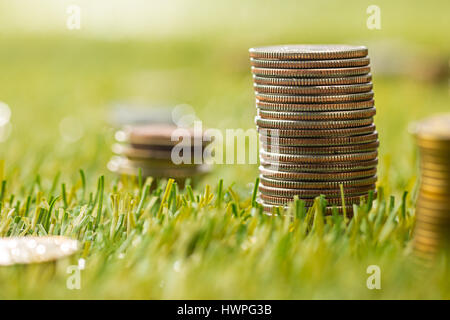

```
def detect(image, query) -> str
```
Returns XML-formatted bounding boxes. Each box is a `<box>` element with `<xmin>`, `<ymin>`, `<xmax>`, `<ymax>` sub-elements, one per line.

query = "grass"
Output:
<box><xmin>0</xmin><ymin>172</ymin><xmax>449</xmax><ymax>299</ymax></box>
<box><xmin>0</xmin><ymin>0</ymin><xmax>449</xmax><ymax>299</ymax></box>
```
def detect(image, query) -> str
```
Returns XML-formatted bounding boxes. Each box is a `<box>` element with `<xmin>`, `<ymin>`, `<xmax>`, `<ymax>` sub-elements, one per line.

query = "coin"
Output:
<box><xmin>124</xmin><ymin>124</ymin><xmax>210</xmax><ymax>147</ymax></box>
<box><xmin>260</xmin><ymin>132</ymin><xmax>378</xmax><ymax>146</ymax></box>
<box><xmin>256</xmin><ymin>117</ymin><xmax>374</xmax><ymax>130</ymax></box>
<box><xmin>256</xmin><ymin>99</ymin><xmax>375</xmax><ymax>112</ymax></box>
<box><xmin>259</xmin><ymin>184</ymin><xmax>376</xmax><ymax>198</ymax></box>
<box><xmin>253</xmin><ymin>74</ymin><xmax>372</xmax><ymax>86</ymax></box>
<box><xmin>109</xmin><ymin>157</ymin><xmax>212</xmax><ymax>178</ymax></box>
<box><xmin>258</xmin><ymin>124</ymin><xmax>376</xmax><ymax>138</ymax></box>
<box><xmin>255</xmin><ymin>83</ymin><xmax>373</xmax><ymax>95</ymax></box>
<box><xmin>260</xmin><ymin>166</ymin><xmax>377</xmax><ymax>181</ymax></box>
<box><xmin>260</xmin><ymin>150</ymin><xmax>378</xmax><ymax>163</ymax></box>
<box><xmin>411</xmin><ymin>113</ymin><xmax>450</xmax><ymax>263</ymax></box>
<box><xmin>251</xmin><ymin>66</ymin><xmax>371</xmax><ymax>78</ymax></box>
<box><xmin>259</xmin><ymin>175</ymin><xmax>377</xmax><ymax>189</ymax></box>
<box><xmin>258</xmin><ymin>201</ymin><xmax>355</xmax><ymax>216</ymax></box>
<box><xmin>249</xmin><ymin>45</ymin><xmax>368</xmax><ymax>60</ymax></box>
<box><xmin>259</xmin><ymin>193</ymin><xmax>373</xmax><ymax>206</ymax></box>
<box><xmin>255</xmin><ymin>92</ymin><xmax>374</xmax><ymax>104</ymax></box>
<box><xmin>250</xmin><ymin>57</ymin><xmax>370</xmax><ymax>69</ymax></box>
<box><xmin>260</xmin><ymin>141</ymin><xmax>379</xmax><ymax>155</ymax></box>
<box><xmin>112</xmin><ymin>143</ymin><xmax>207</xmax><ymax>161</ymax></box>
<box><xmin>0</xmin><ymin>236</ymin><xmax>79</xmax><ymax>266</ymax></box>
<box><xmin>249</xmin><ymin>44</ymin><xmax>377</xmax><ymax>217</ymax></box>
<box><xmin>260</xmin><ymin>158</ymin><xmax>378</xmax><ymax>172</ymax></box>
<box><xmin>258</xmin><ymin>108</ymin><xmax>376</xmax><ymax>121</ymax></box>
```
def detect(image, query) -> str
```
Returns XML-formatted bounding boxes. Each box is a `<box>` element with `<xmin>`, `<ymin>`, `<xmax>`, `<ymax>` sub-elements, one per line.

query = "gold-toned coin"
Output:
<box><xmin>0</xmin><ymin>236</ymin><xmax>79</xmax><ymax>266</ymax></box>
<box><xmin>412</xmin><ymin>113</ymin><xmax>450</xmax><ymax>141</ymax></box>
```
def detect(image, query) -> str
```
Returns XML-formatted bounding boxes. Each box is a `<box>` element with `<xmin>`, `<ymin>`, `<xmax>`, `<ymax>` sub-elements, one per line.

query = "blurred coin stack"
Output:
<box><xmin>108</xmin><ymin>124</ymin><xmax>212</xmax><ymax>186</ymax></box>
<box><xmin>249</xmin><ymin>45</ymin><xmax>379</xmax><ymax>214</ymax></box>
<box><xmin>412</xmin><ymin>114</ymin><xmax>450</xmax><ymax>263</ymax></box>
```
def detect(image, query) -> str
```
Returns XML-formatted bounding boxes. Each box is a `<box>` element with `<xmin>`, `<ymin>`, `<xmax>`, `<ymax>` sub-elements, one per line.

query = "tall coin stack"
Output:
<box><xmin>108</xmin><ymin>124</ymin><xmax>212</xmax><ymax>187</ymax></box>
<box><xmin>412</xmin><ymin>114</ymin><xmax>450</xmax><ymax>263</ymax></box>
<box><xmin>248</xmin><ymin>45</ymin><xmax>379</xmax><ymax>214</ymax></box>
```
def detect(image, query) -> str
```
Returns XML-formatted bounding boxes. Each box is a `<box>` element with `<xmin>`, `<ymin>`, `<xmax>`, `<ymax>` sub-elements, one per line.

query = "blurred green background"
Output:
<box><xmin>0</xmin><ymin>0</ymin><xmax>448</xmax><ymax>194</ymax></box>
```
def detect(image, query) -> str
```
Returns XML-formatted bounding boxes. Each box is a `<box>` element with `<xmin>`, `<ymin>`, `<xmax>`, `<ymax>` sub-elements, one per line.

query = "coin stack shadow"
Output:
<box><xmin>108</xmin><ymin>124</ymin><xmax>212</xmax><ymax>187</ymax></box>
<box><xmin>248</xmin><ymin>45</ymin><xmax>379</xmax><ymax>214</ymax></box>
<box><xmin>412</xmin><ymin>114</ymin><xmax>450</xmax><ymax>265</ymax></box>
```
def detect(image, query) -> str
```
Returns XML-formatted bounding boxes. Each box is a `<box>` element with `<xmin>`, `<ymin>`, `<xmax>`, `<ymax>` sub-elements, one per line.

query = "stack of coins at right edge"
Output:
<box><xmin>412</xmin><ymin>114</ymin><xmax>450</xmax><ymax>263</ymax></box>
<box><xmin>249</xmin><ymin>45</ymin><xmax>379</xmax><ymax>214</ymax></box>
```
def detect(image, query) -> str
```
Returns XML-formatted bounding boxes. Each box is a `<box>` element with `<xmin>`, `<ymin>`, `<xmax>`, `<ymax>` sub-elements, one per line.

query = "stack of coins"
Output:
<box><xmin>108</xmin><ymin>124</ymin><xmax>212</xmax><ymax>185</ymax></box>
<box><xmin>412</xmin><ymin>114</ymin><xmax>450</xmax><ymax>263</ymax></box>
<box><xmin>248</xmin><ymin>45</ymin><xmax>379</xmax><ymax>214</ymax></box>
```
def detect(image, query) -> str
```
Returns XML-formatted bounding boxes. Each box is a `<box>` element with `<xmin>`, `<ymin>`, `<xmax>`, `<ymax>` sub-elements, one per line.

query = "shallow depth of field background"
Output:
<box><xmin>0</xmin><ymin>0</ymin><xmax>449</xmax><ymax>299</ymax></box>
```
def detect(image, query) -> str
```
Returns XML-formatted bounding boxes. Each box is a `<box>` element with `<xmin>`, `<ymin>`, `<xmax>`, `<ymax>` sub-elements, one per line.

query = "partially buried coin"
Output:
<box><xmin>0</xmin><ymin>236</ymin><xmax>79</xmax><ymax>266</ymax></box>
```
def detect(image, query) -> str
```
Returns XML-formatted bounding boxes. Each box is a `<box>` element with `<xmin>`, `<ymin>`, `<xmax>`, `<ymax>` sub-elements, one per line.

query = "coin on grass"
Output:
<box><xmin>256</xmin><ymin>99</ymin><xmax>374</xmax><ymax>112</ymax></box>
<box><xmin>259</xmin><ymin>193</ymin><xmax>373</xmax><ymax>206</ymax></box>
<box><xmin>253</xmin><ymin>74</ymin><xmax>372</xmax><ymax>86</ymax></box>
<box><xmin>254</xmin><ymin>83</ymin><xmax>373</xmax><ymax>95</ymax></box>
<box><xmin>112</xmin><ymin>143</ymin><xmax>206</xmax><ymax>161</ymax></box>
<box><xmin>250</xmin><ymin>57</ymin><xmax>370</xmax><ymax>69</ymax></box>
<box><xmin>259</xmin><ymin>175</ymin><xmax>377</xmax><ymax>189</ymax></box>
<box><xmin>123</xmin><ymin>124</ymin><xmax>211</xmax><ymax>147</ymax></box>
<box><xmin>260</xmin><ymin>132</ymin><xmax>378</xmax><ymax>146</ymax></box>
<box><xmin>251</xmin><ymin>66</ymin><xmax>371</xmax><ymax>78</ymax></box>
<box><xmin>0</xmin><ymin>236</ymin><xmax>79</xmax><ymax>266</ymax></box>
<box><xmin>259</xmin><ymin>184</ymin><xmax>376</xmax><ymax>198</ymax></box>
<box><xmin>258</xmin><ymin>201</ymin><xmax>355</xmax><ymax>216</ymax></box>
<box><xmin>255</xmin><ymin>92</ymin><xmax>374</xmax><ymax>104</ymax></box>
<box><xmin>249</xmin><ymin>44</ymin><xmax>368</xmax><ymax>60</ymax></box>
<box><xmin>259</xmin><ymin>166</ymin><xmax>377</xmax><ymax>181</ymax></box>
<box><xmin>258</xmin><ymin>124</ymin><xmax>376</xmax><ymax>138</ymax></box>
